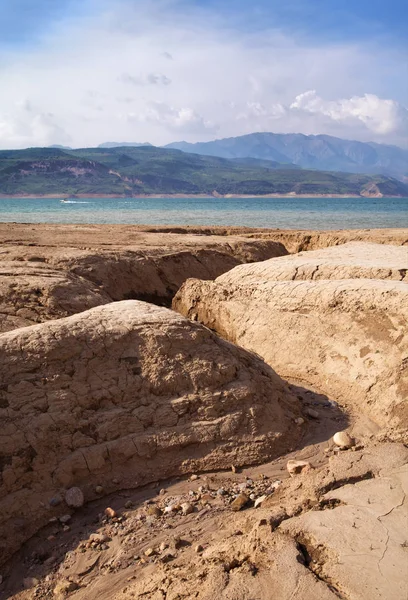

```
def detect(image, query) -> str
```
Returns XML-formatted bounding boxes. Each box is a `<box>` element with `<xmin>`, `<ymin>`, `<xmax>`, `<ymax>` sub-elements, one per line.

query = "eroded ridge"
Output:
<box><xmin>174</xmin><ymin>243</ymin><xmax>408</xmax><ymax>434</ymax></box>
<box><xmin>0</xmin><ymin>300</ymin><xmax>301</xmax><ymax>565</ymax></box>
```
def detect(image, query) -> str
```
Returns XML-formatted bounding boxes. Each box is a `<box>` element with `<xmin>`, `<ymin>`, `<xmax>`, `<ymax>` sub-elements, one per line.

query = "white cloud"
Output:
<box><xmin>0</xmin><ymin>1</ymin><xmax>406</xmax><ymax>148</ymax></box>
<box><xmin>291</xmin><ymin>90</ymin><xmax>408</xmax><ymax>135</ymax></box>
<box><xmin>130</xmin><ymin>101</ymin><xmax>217</xmax><ymax>134</ymax></box>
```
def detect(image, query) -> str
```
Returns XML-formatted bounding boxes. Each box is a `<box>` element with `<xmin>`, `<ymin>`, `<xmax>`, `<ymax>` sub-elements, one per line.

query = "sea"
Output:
<box><xmin>0</xmin><ymin>196</ymin><xmax>407</xmax><ymax>229</ymax></box>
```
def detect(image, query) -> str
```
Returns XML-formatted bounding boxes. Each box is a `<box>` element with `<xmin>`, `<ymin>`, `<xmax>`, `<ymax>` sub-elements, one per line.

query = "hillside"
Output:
<box><xmin>0</xmin><ymin>145</ymin><xmax>407</xmax><ymax>197</ymax></box>
<box><xmin>166</xmin><ymin>133</ymin><xmax>408</xmax><ymax>181</ymax></box>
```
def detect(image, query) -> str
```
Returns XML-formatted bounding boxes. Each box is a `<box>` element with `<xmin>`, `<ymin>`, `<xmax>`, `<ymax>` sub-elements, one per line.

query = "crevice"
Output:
<box><xmin>319</xmin><ymin>470</ymin><xmax>374</xmax><ymax>495</ymax></box>
<box><xmin>295</xmin><ymin>536</ymin><xmax>349</xmax><ymax>600</ymax></box>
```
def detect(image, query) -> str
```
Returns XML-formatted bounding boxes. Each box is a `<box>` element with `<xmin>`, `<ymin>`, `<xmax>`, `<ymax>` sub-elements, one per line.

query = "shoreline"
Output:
<box><xmin>0</xmin><ymin>193</ymin><xmax>406</xmax><ymax>200</ymax></box>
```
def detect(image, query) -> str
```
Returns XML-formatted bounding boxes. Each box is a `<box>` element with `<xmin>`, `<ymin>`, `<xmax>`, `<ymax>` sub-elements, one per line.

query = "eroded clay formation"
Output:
<box><xmin>174</xmin><ymin>242</ymin><xmax>408</xmax><ymax>433</ymax></box>
<box><xmin>0</xmin><ymin>300</ymin><xmax>301</xmax><ymax>565</ymax></box>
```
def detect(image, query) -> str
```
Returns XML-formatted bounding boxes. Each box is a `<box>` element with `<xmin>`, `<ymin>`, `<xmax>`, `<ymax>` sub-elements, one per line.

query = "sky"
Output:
<box><xmin>0</xmin><ymin>0</ymin><xmax>407</xmax><ymax>149</ymax></box>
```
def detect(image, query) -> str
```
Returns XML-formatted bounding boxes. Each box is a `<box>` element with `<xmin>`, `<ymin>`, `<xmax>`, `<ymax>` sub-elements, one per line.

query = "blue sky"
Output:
<box><xmin>1</xmin><ymin>0</ymin><xmax>406</xmax><ymax>46</ymax></box>
<box><xmin>0</xmin><ymin>0</ymin><xmax>406</xmax><ymax>148</ymax></box>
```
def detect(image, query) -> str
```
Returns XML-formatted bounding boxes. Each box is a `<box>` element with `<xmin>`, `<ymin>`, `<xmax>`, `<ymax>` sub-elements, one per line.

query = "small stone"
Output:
<box><xmin>238</xmin><ymin>482</ymin><xmax>247</xmax><ymax>492</ymax></box>
<box><xmin>104</xmin><ymin>507</ymin><xmax>117</xmax><ymax>518</ymax></box>
<box><xmin>65</xmin><ymin>487</ymin><xmax>84</xmax><ymax>508</ymax></box>
<box><xmin>295</xmin><ymin>417</ymin><xmax>305</xmax><ymax>425</ymax></box>
<box><xmin>181</xmin><ymin>502</ymin><xmax>194</xmax><ymax>516</ymax></box>
<box><xmin>24</xmin><ymin>577</ymin><xmax>39</xmax><ymax>589</ymax></box>
<box><xmin>254</xmin><ymin>495</ymin><xmax>267</xmax><ymax>508</ymax></box>
<box><xmin>112</xmin><ymin>478</ymin><xmax>120</xmax><ymax>485</ymax></box>
<box><xmin>164</xmin><ymin>504</ymin><xmax>176</xmax><ymax>514</ymax></box>
<box><xmin>159</xmin><ymin>542</ymin><xmax>168</xmax><ymax>552</ymax></box>
<box><xmin>230</xmin><ymin>493</ymin><xmax>249</xmax><ymax>511</ymax></box>
<box><xmin>231</xmin><ymin>465</ymin><xmax>237</xmax><ymax>473</ymax></box>
<box><xmin>146</xmin><ymin>505</ymin><xmax>162</xmax><ymax>518</ymax></box>
<box><xmin>49</xmin><ymin>496</ymin><xmax>62</xmax><ymax>507</ymax></box>
<box><xmin>195</xmin><ymin>544</ymin><xmax>203</xmax><ymax>553</ymax></box>
<box><xmin>305</xmin><ymin>408</ymin><xmax>319</xmax><ymax>419</ymax></box>
<box><xmin>287</xmin><ymin>460</ymin><xmax>312</xmax><ymax>476</ymax></box>
<box><xmin>59</xmin><ymin>514</ymin><xmax>71</xmax><ymax>524</ymax></box>
<box><xmin>159</xmin><ymin>489</ymin><xmax>166</xmax><ymax>495</ymax></box>
<box><xmin>144</xmin><ymin>547</ymin><xmax>156</xmax><ymax>557</ymax></box>
<box><xmin>125</xmin><ymin>500</ymin><xmax>133</xmax><ymax>509</ymax></box>
<box><xmin>249</xmin><ymin>493</ymin><xmax>256</xmax><ymax>501</ymax></box>
<box><xmin>333</xmin><ymin>431</ymin><xmax>354</xmax><ymax>449</ymax></box>
<box><xmin>95</xmin><ymin>486</ymin><xmax>104</xmax><ymax>494</ymax></box>
<box><xmin>63</xmin><ymin>525</ymin><xmax>70</xmax><ymax>532</ymax></box>
<box><xmin>160</xmin><ymin>552</ymin><xmax>175</xmax><ymax>563</ymax></box>
<box><xmin>190</xmin><ymin>474</ymin><xmax>199</xmax><ymax>481</ymax></box>
<box><xmin>217</xmin><ymin>488</ymin><xmax>226</xmax><ymax>496</ymax></box>
<box><xmin>89</xmin><ymin>533</ymin><xmax>110</xmax><ymax>544</ymax></box>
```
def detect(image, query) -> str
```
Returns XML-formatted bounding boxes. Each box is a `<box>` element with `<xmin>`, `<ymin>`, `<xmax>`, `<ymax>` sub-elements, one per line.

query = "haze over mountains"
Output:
<box><xmin>166</xmin><ymin>133</ymin><xmax>408</xmax><ymax>182</ymax></box>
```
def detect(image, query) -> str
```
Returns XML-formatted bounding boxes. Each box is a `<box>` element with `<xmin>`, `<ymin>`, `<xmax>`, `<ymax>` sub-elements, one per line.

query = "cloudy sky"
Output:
<box><xmin>0</xmin><ymin>0</ymin><xmax>407</xmax><ymax>149</ymax></box>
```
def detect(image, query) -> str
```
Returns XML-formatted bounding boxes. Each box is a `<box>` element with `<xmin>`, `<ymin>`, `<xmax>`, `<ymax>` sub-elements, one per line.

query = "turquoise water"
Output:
<box><xmin>0</xmin><ymin>197</ymin><xmax>407</xmax><ymax>229</ymax></box>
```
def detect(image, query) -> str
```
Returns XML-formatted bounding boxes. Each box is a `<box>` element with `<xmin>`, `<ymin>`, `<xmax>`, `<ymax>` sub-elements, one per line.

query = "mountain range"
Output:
<box><xmin>165</xmin><ymin>133</ymin><xmax>408</xmax><ymax>181</ymax></box>
<box><xmin>1</xmin><ymin>145</ymin><xmax>407</xmax><ymax>197</ymax></box>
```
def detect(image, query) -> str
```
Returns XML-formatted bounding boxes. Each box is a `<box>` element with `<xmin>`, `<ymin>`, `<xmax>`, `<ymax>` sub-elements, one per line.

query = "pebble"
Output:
<box><xmin>23</xmin><ymin>577</ymin><xmax>39</xmax><ymax>589</ymax></box>
<box><xmin>195</xmin><ymin>544</ymin><xmax>204</xmax><ymax>553</ymax></box>
<box><xmin>238</xmin><ymin>482</ymin><xmax>247</xmax><ymax>492</ymax></box>
<box><xmin>124</xmin><ymin>501</ymin><xmax>133</xmax><ymax>509</ymax></box>
<box><xmin>230</xmin><ymin>493</ymin><xmax>249</xmax><ymax>511</ymax></box>
<box><xmin>59</xmin><ymin>514</ymin><xmax>71</xmax><ymax>524</ymax></box>
<box><xmin>217</xmin><ymin>488</ymin><xmax>226</xmax><ymax>496</ymax></box>
<box><xmin>254</xmin><ymin>495</ymin><xmax>267</xmax><ymax>508</ymax></box>
<box><xmin>65</xmin><ymin>487</ymin><xmax>84</xmax><ymax>508</ymax></box>
<box><xmin>295</xmin><ymin>417</ymin><xmax>305</xmax><ymax>425</ymax></box>
<box><xmin>49</xmin><ymin>496</ymin><xmax>62</xmax><ymax>507</ymax></box>
<box><xmin>333</xmin><ymin>431</ymin><xmax>354</xmax><ymax>449</ymax></box>
<box><xmin>95</xmin><ymin>486</ymin><xmax>104</xmax><ymax>494</ymax></box>
<box><xmin>146</xmin><ymin>505</ymin><xmax>162</xmax><ymax>518</ymax></box>
<box><xmin>287</xmin><ymin>460</ymin><xmax>312</xmax><ymax>476</ymax></box>
<box><xmin>159</xmin><ymin>542</ymin><xmax>168</xmax><ymax>552</ymax></box>
<box><xmin>144</xmin><ymin>547</ymin><xmax>156</xmax><ymax>557</ymax></box>
<box><xmin>181</xmin><ymin>502</ymin><xmax>194</xmax><ymax>516</ymax></box>
<box><xmin>90</xmin><ymin>533</ymin><xmax>110</xmax><ymax>544</ymax></box>
<box><xmin>305</xmin><ymin>408</ymin><xmax>319</xmax><ymax>419</ymax></box>
<box><xmin>190</xmin><ymin>474</ymin><xmax>199</xmax><ymax>481</ymax></box>
<box><xmin>231</xmin><ymin>465</ymin><xmax>237</xmax><ymax>473</ymax></box>
<box><xmin>104</xmin><ymin>507</ymin><xmax>117</xmax><ymax>518</ymax></box>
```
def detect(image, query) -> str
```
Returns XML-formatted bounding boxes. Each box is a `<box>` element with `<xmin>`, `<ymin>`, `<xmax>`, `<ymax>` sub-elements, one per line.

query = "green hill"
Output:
<box><xmin>0</xmin><ymin>145</ymin><xmax>407</xmax><ymax>197</ymax></box>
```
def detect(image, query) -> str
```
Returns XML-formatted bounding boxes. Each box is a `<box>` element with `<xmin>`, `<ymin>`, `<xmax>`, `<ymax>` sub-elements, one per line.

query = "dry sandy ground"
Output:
<box><xmin>0</xmin><ymin>225</ymin><xmax>407</xmax><ymax>600</ymax></box>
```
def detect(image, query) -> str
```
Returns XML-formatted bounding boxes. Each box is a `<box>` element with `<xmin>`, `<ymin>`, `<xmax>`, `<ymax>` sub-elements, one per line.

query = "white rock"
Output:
<box><xmin>333</xmin><ymin>431</ymin><xmax>354</xmax><ymax>449</ymax></box>
<box><xmin>254</xmin><ymin>495</ymin><xmax>267</xmax><ymax>508</ymax></box>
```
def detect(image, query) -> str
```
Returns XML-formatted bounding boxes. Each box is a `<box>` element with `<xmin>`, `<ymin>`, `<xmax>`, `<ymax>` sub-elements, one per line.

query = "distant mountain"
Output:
<box><xmin>165</xmin><ymin>133</ymin><xmax>408</xmax><ymax>181</ymax></box>
<box><xmin>49</xmin><ymin>144</ymin><xmax>72</xmax><ymax>150</ymax></box>
<box><xmin>0</xmin><ymin>145</ymin><xmax>407</xmax><ymax>197</ymax></box>
<box><xmin>98</xmin><ymin>142</ymin><xmax>153</xmax><ymax>149</ymax></box>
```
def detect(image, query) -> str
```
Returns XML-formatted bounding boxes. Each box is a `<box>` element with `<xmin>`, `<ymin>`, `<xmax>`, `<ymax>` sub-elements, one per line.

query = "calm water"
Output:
<box><xmin>0</xmin><ymin>197</ymin><xmax>407</xmax><ymax>229</ymax></box>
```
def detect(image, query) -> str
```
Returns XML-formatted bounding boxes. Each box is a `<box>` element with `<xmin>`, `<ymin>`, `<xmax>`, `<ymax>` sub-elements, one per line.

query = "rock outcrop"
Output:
<box><xmin>174</xmin><ymin>243</ymin><xmax>408</xmax><ymax>434</ymax></box>
<box><xmin>0</xmin><ymin>300</ymin><xmax>300</xmax><ymax>565</ymax></box>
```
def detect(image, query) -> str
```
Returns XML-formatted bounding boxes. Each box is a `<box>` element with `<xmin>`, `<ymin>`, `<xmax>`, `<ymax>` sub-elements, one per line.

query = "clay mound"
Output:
<box><xmin>0</xmin><ymin>261</ymin><xmax>111</xmax><ymax>332</ymax></box>
<box><xmin>217</xmin><ymin>242</ymin><xmax>408</xmax><ymax>285</ymax></box>
<box><xmin>0</xmin><ymin>300</ymin><xmax>300</xmax><ymax>565</ymax></box>
<box><xmin>174</xmin><ymin>254</ymin><xmax>408</xmax><ymax>434</ymax></box>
